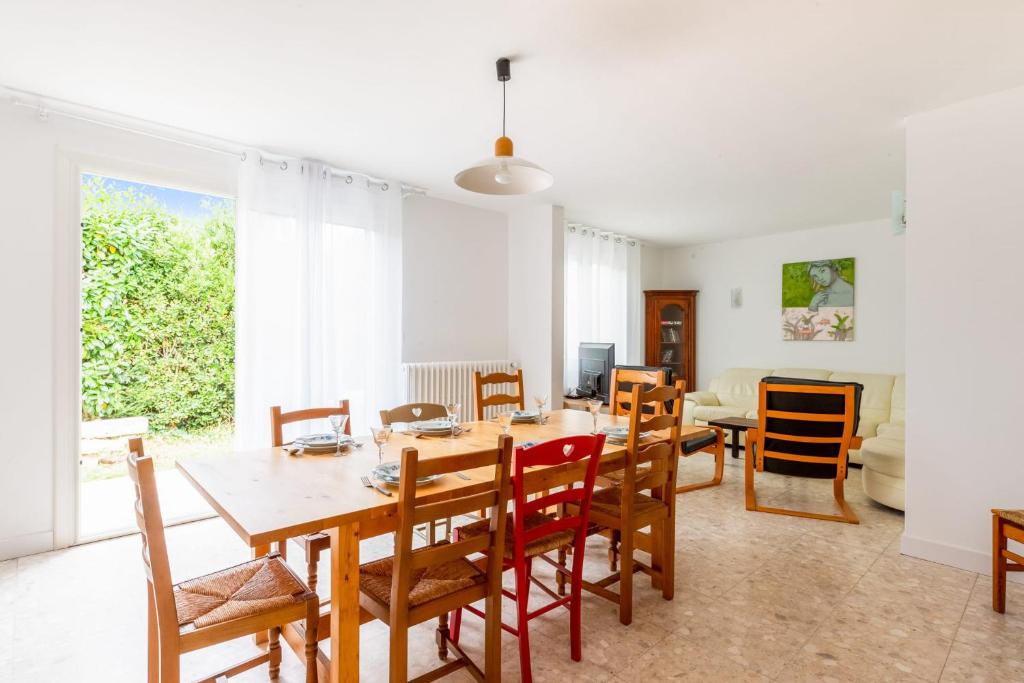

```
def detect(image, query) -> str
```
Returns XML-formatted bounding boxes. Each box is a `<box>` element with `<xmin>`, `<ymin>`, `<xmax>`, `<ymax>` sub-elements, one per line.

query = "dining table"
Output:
<box><xmin>177</xmin><ymin>408</ymin><xmax>713</xmax><ymax>682</ymax></box>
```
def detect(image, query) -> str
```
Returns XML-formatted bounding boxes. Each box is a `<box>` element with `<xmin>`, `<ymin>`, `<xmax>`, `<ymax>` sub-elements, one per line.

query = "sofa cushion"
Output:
<box><xmin>770</xmin><ymin>368</ymin><xmax>833</xmax><ymax>381</ymax></box>
<box><xmin>862</xmin><ymin>467</ymin><xmax>905</xmax><ymax>512</ymax></box>
<box><xmin>861</xmin><ymin>436</ymin><xmax>905</xmax><ymax>478</ymax></box>
<box><xmin>708</xmin><ymin>368</ymin><xmax>772</xmax><ymax>412</ymax></box>
<box><xmin>890</xmin><ymin>375</ymin><xmax>905</xmax><ymax>425</ymax></box>
<box><xmin>828</xmin><ymin>372</ymin><xmax>896</xmax><ymax>436</ymax></box>
<box><xmin>693</xmin><ymin>405</ymin><xmax>747</xmax><ymax>422</ymax></box>
<box><xmin>876</xmin><ymin>422</ymin><xmax>905</xmax><ymax>440</ymax></box>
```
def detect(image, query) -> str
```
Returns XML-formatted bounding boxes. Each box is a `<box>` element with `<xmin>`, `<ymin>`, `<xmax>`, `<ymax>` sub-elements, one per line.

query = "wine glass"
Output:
<box><xmin>586</xmin><ymin>398</ymin><xmax>603</xmax><ymax>435</ymax></box>
<box><xmin>445</xmin><ymin>402</ymin><xmax>461</xmax><ymax>438</ymax></box>
<box><xmin>533</xmin><ymin>394</ymin><xmax>548</xmax><ymax>423</ymax></box>
<box><xmin>328</xmin><ymin>414</ymin><xmax>349</xmax><ymax>455</ymax></box>
<box><xmin>369</xmin><ymin>425</ymin><xmax>392</xmax><ymax>463</ymax></box>
<box><xmin>496</xmin><ymin>411</ymin><xmax>513</xmax><ymax>436</ymax></box>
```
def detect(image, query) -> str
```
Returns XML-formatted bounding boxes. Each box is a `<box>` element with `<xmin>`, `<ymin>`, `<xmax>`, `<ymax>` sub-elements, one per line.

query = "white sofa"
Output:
<box><xmin>682</xmin><ymin>368</ymin><xmax>905</xmax><ymax>470</ymax></box>
<box><xmin>859</xmin><ymin>376</ymin><xmax>905</xmax><ymax>510</ymax></box>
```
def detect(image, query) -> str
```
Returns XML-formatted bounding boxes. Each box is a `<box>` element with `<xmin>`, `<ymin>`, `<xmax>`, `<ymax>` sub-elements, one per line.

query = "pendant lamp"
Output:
<box><xmin>454</xmin><ymin>57</ymin><xmax>553</xmax><ymax>195</ymax></box>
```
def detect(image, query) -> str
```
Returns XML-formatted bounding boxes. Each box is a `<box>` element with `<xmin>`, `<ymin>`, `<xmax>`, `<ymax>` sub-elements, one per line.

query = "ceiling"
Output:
<box><xmin>3</xmin><ymin>1</ymin><xmax>1024</xmax><ymax>246</ymax></box>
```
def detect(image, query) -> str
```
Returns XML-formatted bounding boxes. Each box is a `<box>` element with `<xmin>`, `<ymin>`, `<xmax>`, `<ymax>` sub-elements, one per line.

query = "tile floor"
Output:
<box><xmin>1</xmin><ymin>455</ymin><xmax>1021</xmax><ymax>682</ymax></box>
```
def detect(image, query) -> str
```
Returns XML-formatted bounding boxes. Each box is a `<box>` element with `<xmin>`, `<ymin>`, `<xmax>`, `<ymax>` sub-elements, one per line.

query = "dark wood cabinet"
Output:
<box><xmin>644</xmin><ymin>290</ymin><xmax>698</xmax><ymax>393</ymax></box>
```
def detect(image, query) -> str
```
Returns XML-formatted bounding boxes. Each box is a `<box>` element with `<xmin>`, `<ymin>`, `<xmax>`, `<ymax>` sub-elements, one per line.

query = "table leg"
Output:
<box><xmin>329</xmin><ymin>523</ymin><xmax>361</xmax><ymax>683</ymax></box>
<box><xmin>730</xmin><ymin>428</ymin><xmax>742</xmax><ymax>459</ymax></box>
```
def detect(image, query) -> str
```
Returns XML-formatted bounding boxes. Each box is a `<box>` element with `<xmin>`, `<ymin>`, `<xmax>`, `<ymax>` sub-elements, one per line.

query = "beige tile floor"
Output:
<box><xmin>1</xmin><ymin>455</ymin><xmax>1021</xmax><ymax>682</ymax></box>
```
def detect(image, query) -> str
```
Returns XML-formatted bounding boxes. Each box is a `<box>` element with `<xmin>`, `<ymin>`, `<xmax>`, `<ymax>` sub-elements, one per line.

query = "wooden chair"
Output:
<box><xmin>474</xmin><ymin>368</ymin><xmax>525</xmax><ymax>420</ymax></box>
<box><xmin>358</xmin><ymin>436</ymin><xmax>513</xmax><ymax>682</ymax></box>
<box><xmin>269</xmin><ymin>400</ymin><xmax>350</xmax><ymax>593</ymax></box>
<box><xmin>745</xmin><ymin>378</ymin><xmax>863</xmax><ymax>524</ymax></box>
<box><xmin>578</xmin><ymin>381</ymin><xmax>684</xmax><ymax>625</ymax></box>
<box><xmin>128</xmin><ymin>438</ymin><xmax>318</xmax><ymax>683</ymax></box>
<box><xmin>380</xmin><ymin>402</ymin><xmax>446</xmax><ymax>426</ymax></box>
<box><xmin>677</xmin><ymin>424</ymin><xmax>726</xmax><ymax>494</ymax></box>
<box><xmin>993</xmin><ymin>509</ymin><xmax>1024</xmax><ymax>613</ymax></box>
<box><xmin>449</xmin><ymin>434</ymin><xmax>606</xmax><ymax>683</ymax></box>
<box><xmin>608</xmin><ymin>366</ymin><xmax>666</xmax><ymax>416</ymax></box>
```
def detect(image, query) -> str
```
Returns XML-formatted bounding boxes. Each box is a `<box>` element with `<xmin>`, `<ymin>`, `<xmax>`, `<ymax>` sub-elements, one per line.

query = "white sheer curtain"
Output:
<box><xmin>563</xmin><ymin>225</ymin><xmax>642</xmax><ymax>392</ymax></box>
<box><xmin>235</xmin><ymin>153</ymin><xmax>402</xmax><ymax>447</ymax></box>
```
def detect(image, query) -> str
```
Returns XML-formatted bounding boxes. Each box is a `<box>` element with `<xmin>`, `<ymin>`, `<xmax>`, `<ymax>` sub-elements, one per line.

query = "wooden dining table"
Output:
<box><xmin>177</xmin><ymin>409</ymin><xmax>712</xmax><ymax>682</ymax></box>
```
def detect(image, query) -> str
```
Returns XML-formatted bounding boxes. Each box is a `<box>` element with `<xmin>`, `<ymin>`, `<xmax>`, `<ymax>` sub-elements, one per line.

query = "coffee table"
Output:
<box><xmin>706</xmin><ymin>416</ymin><xmax>758</xmax><ymax>459</ymax></box>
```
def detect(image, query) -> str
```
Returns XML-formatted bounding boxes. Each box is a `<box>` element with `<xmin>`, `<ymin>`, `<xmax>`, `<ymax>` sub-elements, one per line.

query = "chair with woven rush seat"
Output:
<box><xmin>128</xmin><ymin>438</ymin><xmax>318</xmax><ymax>683</ymax></box>
<box><xmin>579</xmin><ymin>381</ymin><xmax>684</xmax><ymax>626</ymax></box>
<box><xmin>993</xmin><ymin>508</ymin><xmax>1024</xmax><ymax>613</ymax></box>
<box><xmin>358</xmin><ymin>436</ymin><xmax>513</xmax><ymax>682</ymax></box>
<box><xmin>380</xmin><ymin>402</ymin><xmax>447</xmax><ymax>426</ymax></box>
<box><xmin>269</xmin><ymin>400</ymin><xmax>351</xmax><ymax>594</ymax></box>
<box><xmin>473</xmin><ymin>367</ymin><xmax>525</xmax><ymax>420</ymax></box>
<box><xmin>449</xmin><ymin>434</ymin><xmax>606</xmax><ymax>683</ymax></box>
<box><xmin>745</xmin><ymin>377</ymin><xmax>863</xmax><ymax>524</ymax></box>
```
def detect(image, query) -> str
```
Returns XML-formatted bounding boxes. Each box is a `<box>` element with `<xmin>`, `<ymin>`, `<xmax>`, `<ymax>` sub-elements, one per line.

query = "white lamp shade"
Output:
<box><xmin>454</xmin><ymin>155</ymin><xmax>554</xmax><ymax>195</ymax></box>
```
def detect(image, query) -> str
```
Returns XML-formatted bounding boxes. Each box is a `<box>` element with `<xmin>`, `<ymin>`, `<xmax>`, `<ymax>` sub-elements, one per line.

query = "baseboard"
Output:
<box><xmin>901</xmin><ymin>533</ymin><xmax>1024</xmax><ymax>583</ymax></box>
<box><xmin>0</xmin><ymin>530</ymin><xmax>53</xmax><ymax>561</ymax></box>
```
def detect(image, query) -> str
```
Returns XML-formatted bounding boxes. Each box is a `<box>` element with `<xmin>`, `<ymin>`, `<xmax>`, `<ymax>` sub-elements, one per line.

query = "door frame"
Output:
<box><xmin>54</xmin><ymin>149</ymin><xmax>236</xmax><ymax>547</ymax></box>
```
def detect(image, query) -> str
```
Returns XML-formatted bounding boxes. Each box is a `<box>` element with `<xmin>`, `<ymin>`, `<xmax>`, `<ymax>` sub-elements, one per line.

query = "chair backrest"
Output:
<box><xmin>127</xmin><ymin>438</ymin><xmax>179</xmax><ymax>648</ymax></box>
<box><xmin>270</xmin><ymin>399</ymin><xmax>351</xmax><ymax>447</ymax></box>
<box><xmin>510</xmin><ymin>434</ymin><xmax>606</xmax><ymax>561</ymax></box>
<box><xmin>755</xmin><ymin>377</ymin><xmax>862</xmax><ymax>479</ymax></box>
<box><xmin>379</xmin><ymin>402</ymin><xmax>446</xmax><ymax>426</ymax></box>
<box><xmin>608</xmin><ymin>366</ymin><xmax>668</xmax><ymax>416</ymax></box>
<box><xmin>390</xmin><ymin>436</ymin><xmax>514</xmax><ymax>623</ymax></box>
<box><xmin>619</xmin><ymin>381</ymin><xmax>684</xmax><ymax>501</ymax></box>
<box><xmin>473</xmin><ymin>368</ymin><xmax>525</xmax><ymax>420</ymax></box>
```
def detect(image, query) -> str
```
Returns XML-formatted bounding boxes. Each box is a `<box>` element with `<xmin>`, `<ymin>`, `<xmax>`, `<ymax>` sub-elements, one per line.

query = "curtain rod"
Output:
<box><xmin>4</xmin><ymin>85</ymin><xmax>427</xmax><ymax>196</ymax></box>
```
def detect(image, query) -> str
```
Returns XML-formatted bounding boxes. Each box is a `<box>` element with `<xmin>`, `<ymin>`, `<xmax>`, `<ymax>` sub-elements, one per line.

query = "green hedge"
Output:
<box><xmin>80</xmin><ymin>177</ymin><xmax>235</xmax><ymax>431</ymax></box>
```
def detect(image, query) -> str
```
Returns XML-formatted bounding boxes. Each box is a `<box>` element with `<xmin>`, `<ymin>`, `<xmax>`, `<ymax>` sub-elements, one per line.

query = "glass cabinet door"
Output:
<box><xmin>659</xmin><ymin>303</ymin><xmax>685</xmax><ymax>380</ymax></box>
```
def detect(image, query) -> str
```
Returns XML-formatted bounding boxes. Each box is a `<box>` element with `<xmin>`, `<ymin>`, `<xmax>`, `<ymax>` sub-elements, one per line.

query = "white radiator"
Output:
<box><xmin>402</xmin><ymin>360</ymin><xmax>517</xmax><ymax>421</ymax></box>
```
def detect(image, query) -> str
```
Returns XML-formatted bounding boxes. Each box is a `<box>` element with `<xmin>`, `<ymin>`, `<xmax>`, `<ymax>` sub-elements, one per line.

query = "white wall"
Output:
<box><xmin>402</xmin><ymin>195</ymin><xmax>508</xmax><ymax>362</ymax></box>
<box><xmin>507</xmin><ymin>204</ymin><xmax>565</xmax><ymax>406</ymax></box>
<box><xmin>0</xmin><ymin>102</ymin><xmax>237</xmax><ymax>560</ymax></box>
<box><xmin>659</xmin><ymin>219</ymin><xmax>905</xmax><ymax>387</ymax></box>
<box><xmin>903</xmin><ymin>85</ymin><xmax>1024</xmax><ymax>574</ymax></box>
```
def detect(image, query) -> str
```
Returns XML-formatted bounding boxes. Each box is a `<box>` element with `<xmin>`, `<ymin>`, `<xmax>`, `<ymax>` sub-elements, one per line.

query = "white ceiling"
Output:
<box><xmin>3</xmin><ymin>1</ymin><xmax>1024</xmax><ymax>245</ymax></box>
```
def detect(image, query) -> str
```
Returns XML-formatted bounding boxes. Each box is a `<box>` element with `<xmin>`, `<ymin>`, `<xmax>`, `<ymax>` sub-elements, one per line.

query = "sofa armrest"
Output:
<box><xmin>683</xmin><ymin>391</ymin><xmax>720</xmax><ymax>407</ymax></box>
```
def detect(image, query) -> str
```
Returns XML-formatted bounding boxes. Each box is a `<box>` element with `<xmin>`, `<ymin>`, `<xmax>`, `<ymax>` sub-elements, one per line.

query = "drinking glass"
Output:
<box><xmin>533</xmin><ymin>394</ymin><xmax>548</xmax><ymax>423</ymax></box>
<box><xmin>586</xmin><ymin>398</ymin><xmax>603</xmax><ymax>435</ymax></box>
<box><xmin>369</xmin><ymin>425</ymin><xmax>392</xmax><ymax>463</ymax></box>
<box><xmin>445</xmin><ymin>402</ymin><xmax>461</xmax><ymax>438</ymax></box>
<box><xmin>328</xmin><ymin>414</ymin><xmax>349</xmax><ymax>455</ymax></box>
<box><xmin>497</xmin><ymin>411</ymin><xmax>513</xmax><ymax>436</ymax></box>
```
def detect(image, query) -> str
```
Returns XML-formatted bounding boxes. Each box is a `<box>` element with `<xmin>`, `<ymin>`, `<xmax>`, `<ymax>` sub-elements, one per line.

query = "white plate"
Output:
<box><xmin>371</xmin><ymin>462</ymin><xmax>444</xmax><ymax>486</ymax></box>
<box><xmin>295</xmin><ymin>433</ymin><xmax>354</xmax><ymax>447</ymax></box>
<box><xmin>409</xmin><ymin>419</ymin><xmax>454</xmax><ymax>433</ymax></box>
<box><xmin>510</xmin><ymin>409</ymin><xmax>540</xmax><ymax>422</ymax></box>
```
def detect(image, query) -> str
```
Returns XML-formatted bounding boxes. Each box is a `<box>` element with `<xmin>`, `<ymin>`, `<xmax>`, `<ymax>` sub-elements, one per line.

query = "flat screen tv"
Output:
<box><xmin>576</xmin><ymin>342</ymin><xmax>615</xmax><ymax>402</ymax></box>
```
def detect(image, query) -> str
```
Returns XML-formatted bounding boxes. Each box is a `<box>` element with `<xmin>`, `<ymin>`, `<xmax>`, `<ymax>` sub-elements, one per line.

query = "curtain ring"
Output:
<box><xmin>280</xmin><ymin>161</ymin><xmax>288</xmax><ymax>171</ymax></box>
<box><xmin>602</xmin><ymin>234</ymin><xmax>609</xmax><ymax>241</ymax></box>
<box><xmin>346</xmin><ymin>176</ymin><xmax>353</xmax><ymax>184</ymax></box>
<box><xmin>322</xmin><ymin>169</ymin><xmax>328</xmax><ymax>180</ymax></box>
<box><xmin>240</xmin><ymin>151</ymin><xmax>247</xmax><ymax>162</ymax></box>
<box><xmin>381</xmin><ymin>183</ymin><xmax>389</xmax><ymax>191</ymax></box>
<box><xmin>568</xmin><ymin>226</ymin><xmax>576</xmax><ymax>233</ymax></box>
<box><xmin>258</xmin><ymin>155</ymin><xmax>264</xmax><ymax>167</ymax></box>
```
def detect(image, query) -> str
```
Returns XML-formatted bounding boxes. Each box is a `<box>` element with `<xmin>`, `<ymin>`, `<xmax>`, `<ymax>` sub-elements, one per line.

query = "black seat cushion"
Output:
<box><xmin>760</xmin><ymin>376</ymin><xmax>863</xmax><ymax>479</ymax></box>
<box><xmin>682</xmin><ymin>431</ymin><xmax>718</xmax><ymax>455</ymax></box>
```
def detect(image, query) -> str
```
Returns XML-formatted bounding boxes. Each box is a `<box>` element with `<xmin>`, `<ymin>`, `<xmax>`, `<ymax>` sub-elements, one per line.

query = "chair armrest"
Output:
<box><xmin>683</xmin><ymin>391</ymin><xmax>720</xmax><ymax>407</ymax></box>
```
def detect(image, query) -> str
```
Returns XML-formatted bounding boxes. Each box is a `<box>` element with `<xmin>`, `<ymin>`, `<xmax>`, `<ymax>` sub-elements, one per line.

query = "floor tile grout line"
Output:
<box><xmin>937</xmin><ymin>572</ymin><xmax>978</xmax><ymax>682</ymax></box>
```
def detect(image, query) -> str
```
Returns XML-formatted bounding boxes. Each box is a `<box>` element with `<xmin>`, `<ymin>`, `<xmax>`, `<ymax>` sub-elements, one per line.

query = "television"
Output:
<box><xmin>576</xmin><ymin>342</ymin><xmax>615</xmax><ymax>402</ymax></box>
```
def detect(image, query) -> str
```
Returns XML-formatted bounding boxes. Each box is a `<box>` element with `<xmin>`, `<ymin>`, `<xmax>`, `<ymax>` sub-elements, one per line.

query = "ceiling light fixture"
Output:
<box><xmin>454</xmin><ymin>57</ymin><xmax>553</xmax><ymax>195</ymax></box>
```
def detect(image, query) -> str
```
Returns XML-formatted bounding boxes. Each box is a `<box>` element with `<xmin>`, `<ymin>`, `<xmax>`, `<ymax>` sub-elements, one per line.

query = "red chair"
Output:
<box><xmin>450</xmin><ymin>434</ymin><xmax>606</xmax><ymax>683</ymax></box>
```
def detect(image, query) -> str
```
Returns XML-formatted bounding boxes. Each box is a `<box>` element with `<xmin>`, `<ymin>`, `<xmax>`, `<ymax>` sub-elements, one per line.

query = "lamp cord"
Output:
<box><xmin>502</xmin><ymin>80</ymin><xmax>506</xmax><ymax>137</ymax></box>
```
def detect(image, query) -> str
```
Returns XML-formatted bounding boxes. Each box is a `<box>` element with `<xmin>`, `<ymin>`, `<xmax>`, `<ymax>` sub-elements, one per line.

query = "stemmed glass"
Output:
<box><xmin>533</xmin><ymin>394</ymin><xmax>548</xmax><ymax>423</ymax></box>
<box><xmin>328</xmin><ymin>414</ymin><xmax>349</xmax><ymax>456</ymax></box>
<box><xmin>445</xmin><ymin>402</ymin><xmax>461</xmax><ymax>438</ymax></box>
<box><xmin>496</xmin><ymin>411</ymin><xmax>513</xmax><ymax>436</ymax></box>
<box><xmin>369</xmin><ymin>425</ymin><xmax>392</xmax><ymax>463</ymax></box>
<box><xmin>586</xmin><ymin>398</ymin><xmax>603</xmax><ymax>435</ymax></box>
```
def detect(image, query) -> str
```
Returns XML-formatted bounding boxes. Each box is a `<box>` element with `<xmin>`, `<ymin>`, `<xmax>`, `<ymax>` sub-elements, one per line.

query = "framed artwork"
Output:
<box><xmin>782</xmin><ymin>258</ymin><xmax>854</xmax><ymax>341</ymax></box>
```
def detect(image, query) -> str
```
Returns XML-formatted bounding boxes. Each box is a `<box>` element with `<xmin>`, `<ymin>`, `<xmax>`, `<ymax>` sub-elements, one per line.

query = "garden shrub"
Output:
<box><xmin>80</xmin><ymin>176</ymin><xmax>235</xmax><ymax>431</ymax></box>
